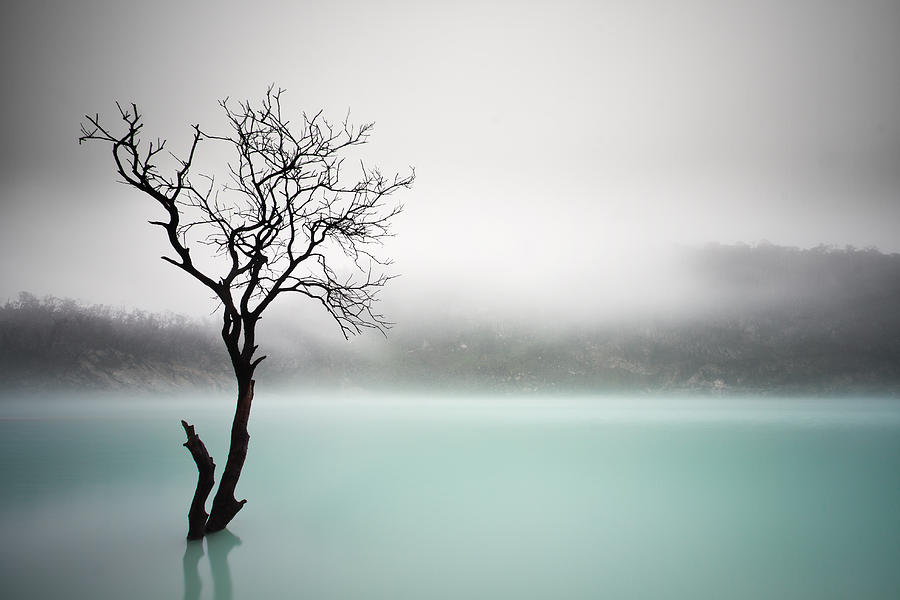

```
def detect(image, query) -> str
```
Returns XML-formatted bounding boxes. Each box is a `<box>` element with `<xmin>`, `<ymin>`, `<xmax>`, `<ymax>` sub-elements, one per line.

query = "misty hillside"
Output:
<box><xmin>2</xmin><ymin>244</ymin><xmax>900</xmax><ymax>395</ymax></box>
<box><xmin>0</xmin><ymin>293</ymin><xmax>231</xmax><ymax>392</ymax></box>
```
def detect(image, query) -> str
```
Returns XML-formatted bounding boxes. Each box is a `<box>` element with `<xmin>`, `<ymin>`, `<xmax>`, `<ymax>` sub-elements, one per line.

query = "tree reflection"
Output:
<box><xmin>182</xmin><ymin>530</ymin><xmax>242</xmax><ymax>600</ymax></box>
<box><xmin>182</xmin><ymin>540</ymin><xmax>204</xmax><ymax>600</ymax></box>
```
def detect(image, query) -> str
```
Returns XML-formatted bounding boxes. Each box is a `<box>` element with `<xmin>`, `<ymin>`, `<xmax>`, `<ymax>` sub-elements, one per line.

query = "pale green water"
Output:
<box><xmin>1</xmin><ymin>394</ymin><xmax>899</xmax><ymax>599</ymax></box>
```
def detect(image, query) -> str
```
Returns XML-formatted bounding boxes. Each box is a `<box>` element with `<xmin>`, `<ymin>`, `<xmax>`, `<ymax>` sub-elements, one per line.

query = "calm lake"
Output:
<box><xmin>2</xmin><ymin>393</ymin><xmax>899</xmax><ymax>599</ymax></box>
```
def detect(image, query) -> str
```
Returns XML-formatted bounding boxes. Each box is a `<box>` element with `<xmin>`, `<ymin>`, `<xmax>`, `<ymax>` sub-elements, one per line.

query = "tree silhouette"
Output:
<box><xmin>80</xmin><ymin>86</ymin><xmax>414</xmax><ymax>538</ymax></box>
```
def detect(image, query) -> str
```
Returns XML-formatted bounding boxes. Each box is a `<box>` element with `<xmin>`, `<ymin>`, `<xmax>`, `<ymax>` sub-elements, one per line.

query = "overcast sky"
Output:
<box><xmin>1</xmin><ymin>0</ymin><xmax>898</xmax><ymax>323</ymax></box>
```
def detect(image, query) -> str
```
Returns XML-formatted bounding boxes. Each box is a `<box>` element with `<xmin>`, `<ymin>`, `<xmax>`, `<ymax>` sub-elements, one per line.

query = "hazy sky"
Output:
<box><xmin>1</xmin><ymin>0</ymin><xmax>898</xmax><ymax>322</ymax></box>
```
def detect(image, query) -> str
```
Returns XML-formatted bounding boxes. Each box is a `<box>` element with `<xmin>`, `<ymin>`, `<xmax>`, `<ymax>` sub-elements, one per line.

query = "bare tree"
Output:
<box><xmin>79</xmin><ymin>86</ymin><xmax>414</xmax><ymax>538</ymax></box>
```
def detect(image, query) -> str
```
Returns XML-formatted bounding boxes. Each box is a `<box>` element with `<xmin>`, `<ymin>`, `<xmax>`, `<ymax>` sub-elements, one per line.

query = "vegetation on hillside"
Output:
<box><xmin>0</xmin><ymin>292</ymin><xmax>230</xmax><ymax>391</ymax></box>
<box><xmin>3</xmin><ymin>245</ymin><xmax>899</xmax><ymax>395</ymax></box>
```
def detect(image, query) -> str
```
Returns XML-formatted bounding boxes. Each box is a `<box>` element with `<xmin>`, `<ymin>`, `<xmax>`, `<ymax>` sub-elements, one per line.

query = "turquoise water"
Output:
<box><xmin>1</xmin><ymin>394</ymin><xmax>899</xmax><ymax>599</ymax></box>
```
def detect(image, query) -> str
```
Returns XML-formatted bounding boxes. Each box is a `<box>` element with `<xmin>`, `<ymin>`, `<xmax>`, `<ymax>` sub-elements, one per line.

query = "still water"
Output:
<box><xmin>1</xmin><ymin>393</ymin><xmax>899</xmax><ymax>599</ymax></box>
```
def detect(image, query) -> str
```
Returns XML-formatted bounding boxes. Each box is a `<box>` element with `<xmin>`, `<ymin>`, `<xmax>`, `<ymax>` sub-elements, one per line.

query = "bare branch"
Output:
<box><xmin>80</xmin><ymin>86</ymin><xmax>413</xmax><ymax>372</ymax></box>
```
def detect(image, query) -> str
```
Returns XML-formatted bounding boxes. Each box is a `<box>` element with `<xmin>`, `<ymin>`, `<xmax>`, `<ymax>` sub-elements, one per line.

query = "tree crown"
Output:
<box><xmin>80</xmin><ymin>86</ymin><xmax>414</xmax><ymax>356</ymax></box>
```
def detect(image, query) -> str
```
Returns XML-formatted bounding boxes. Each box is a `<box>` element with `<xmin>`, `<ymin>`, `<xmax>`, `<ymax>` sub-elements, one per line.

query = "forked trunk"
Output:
<box><xmin>181</xmin><ymin>377</ymin><xmax>255</xmax><ymax>538</ymax></box>
<box><xmin>205</xmin><ymin>378</ymin><xmax>254</xmax><ymax>533</ymax></box>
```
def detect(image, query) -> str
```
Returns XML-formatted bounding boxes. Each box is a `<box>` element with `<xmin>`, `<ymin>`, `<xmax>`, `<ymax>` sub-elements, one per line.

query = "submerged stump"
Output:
<box><xmin>181</xmin><ymin>420</ymin><xmax>215</xmax><ymax>540</ymax></box>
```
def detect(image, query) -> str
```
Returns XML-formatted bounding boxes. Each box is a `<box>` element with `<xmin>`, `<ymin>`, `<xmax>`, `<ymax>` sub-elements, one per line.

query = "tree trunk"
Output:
<box><xmin>205</xmin><ymin>378</ymin><xmax>254</xmax><ymax>533</ymax></box>
<box><xmin>181</xmin><ymin>420</ymin><xmax>215</xmax><ymax>540</ymax></box>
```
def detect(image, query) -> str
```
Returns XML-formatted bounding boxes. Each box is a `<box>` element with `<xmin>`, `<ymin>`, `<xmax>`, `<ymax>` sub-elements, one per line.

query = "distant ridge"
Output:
<box><xmin>2</xmin><ymin>244</ymin><xmax>899</xmax><ymax>395</ymax></box>
<box><xmin>0</xmin><ymin>293</ymin><xmax>231</xmax><ymax>392</ymax></box>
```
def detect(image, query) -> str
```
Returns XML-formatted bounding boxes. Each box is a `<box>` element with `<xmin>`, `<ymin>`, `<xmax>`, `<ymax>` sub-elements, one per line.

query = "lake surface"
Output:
<box><xmin>2</xmin><ymin>393</ymin><xmax>899</xmax><ymax>599</ymax></box>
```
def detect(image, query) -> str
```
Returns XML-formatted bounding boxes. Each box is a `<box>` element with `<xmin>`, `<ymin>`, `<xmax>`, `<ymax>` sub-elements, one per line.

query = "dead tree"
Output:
<box><xmin>79</xmin><ymin>86</ymin><xmax>414</xmax><ymax>538</ymax></box>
